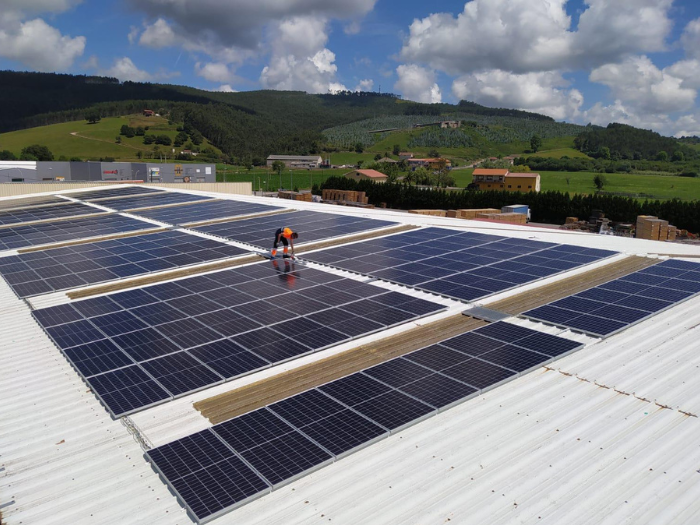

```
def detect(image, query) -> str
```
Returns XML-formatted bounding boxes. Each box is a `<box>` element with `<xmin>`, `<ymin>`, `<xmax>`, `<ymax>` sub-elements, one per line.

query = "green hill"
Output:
<box><xmin>0</xmin><ymin>114</ymin><xmax>220</xmax><ymax>162</ymax></box>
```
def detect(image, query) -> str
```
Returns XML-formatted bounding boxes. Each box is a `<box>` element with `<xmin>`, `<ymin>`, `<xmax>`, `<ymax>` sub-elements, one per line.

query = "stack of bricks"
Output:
<box><xmin>446</xmin><ymin>208</ymin><xmax>501</xmax><ymax>219</ymax></box>
<box><xmin>321</xmin><ymin>189</ymin><xmax>371</xmax><ymax>207</ymax></box>
<box><xmin>636</xmin><ymin>215</ymin><xmax>677</xmax><ymax>241</ymax></box>
<box><xmin>476</xmin><ymin>212</ymin><xmax>527</xmax><ymax>224</ymax></box>
<box><xmin>278</xmin><ymin>190</ymin><xmax>313</xmax><ymax>202</ymax></box>
<box><xmin>408</xmin><ymin>210</ymin><xmax>448</xmax><ymax>217</ymax></box>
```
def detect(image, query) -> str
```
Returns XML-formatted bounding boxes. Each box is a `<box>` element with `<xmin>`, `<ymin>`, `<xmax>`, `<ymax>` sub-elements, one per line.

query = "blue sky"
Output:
<box><xmin>1</xmin><ymin>0</ymin><xmax>700</xmax><ymax>136</ymax></box>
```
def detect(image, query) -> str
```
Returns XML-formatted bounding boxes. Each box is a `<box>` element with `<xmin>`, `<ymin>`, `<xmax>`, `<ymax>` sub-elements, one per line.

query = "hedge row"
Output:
<box><xmin>320</xmin><ymin>176</ymin><xmax>700</xmax><ymax>232</ymax></box>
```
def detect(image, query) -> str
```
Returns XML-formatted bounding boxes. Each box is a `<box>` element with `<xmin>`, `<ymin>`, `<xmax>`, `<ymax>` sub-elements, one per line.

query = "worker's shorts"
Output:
<box><xmin>273</xmin><ymin>228</ymin><xmax>288</xmax><ymax>249</ymax></box>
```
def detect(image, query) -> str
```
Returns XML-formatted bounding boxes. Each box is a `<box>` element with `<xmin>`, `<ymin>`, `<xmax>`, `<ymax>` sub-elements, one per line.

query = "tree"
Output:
<box><xmin>599</xmin><ymin>146</ymin><xmax>611</xmax><ymax>160</ymax></box>
<box><xmin>656</xmin><ymin>150</ymin><xmax>668</xmax><ymax>161</ymax></box>
<box><xmin>403</xmin><ymin>171</ymin><xmax>415</xmax><ymax>186</ymax></box>
<box><xmin>190</xmin><ymin>130</ymin><xmax>204</xmax><ymax>145</ymax></box>
<box><xmin>135</xmin><ymin>126</ymin><xmax>145</xmax><ymax>136</ymax></box>
<box><xmin>428</xmin><ymin>148</ymin><xmax>440</xmax><ymax>158</ymax></box>
<box><xmin>357</xmin><ymin>160</ymin><xmax>364</xmax><ymax>168</ymax></box>
<box><xmin>21</xmin><ymin>144</ymin><xmax>53</xmax><ymax>161</ymax></box>
<box><xmin>392</xmin><ymin>144</ymin><xmax>400</xmax><ymax>156</ymax></box>
<box><xmin>354</xmin><ymin>142</ymin><xmax>364</xmax><ymax>154</ymax></box>
<box><xmin>143</xmin><ymin>135</ymin><xmax>155</xmax><ymax>145</ymax></box>
<box><xmin>85</xmin><ymin>110</ymin><xmax>101</xmax><ymax>124</ymax></box>
<box><xmin>672</xmin><ymin>150</ymin><xmax>685</xmax><ymax>162</ymax></box>
<box><xmin>593</xmin><ymin>174</ymin><xmax>607</xmax><ymax>191</ymax></box>
<box><xmin>156</xmin><ymin>135</ymin><xmax>172</xmax><ymax>146</ymax></box>
<box><xmin>115</xmin><ymin>136</ymin><xmax>121</xmax><ymax>143</ymax></box>
<box><xmin>374</xmin><ymin>153</ymin><xmax>382</xmax><ymax>161</ymax></box>
<box><xmin>271</xmin><ymin>160</ymin><xmax>285</xmax><ymax>177</ymax></box>
<box><xmin>530</xmin><ymin>134</ymin><xmax>542</xmax><ymax>153</ymax></box>
<box><xmin>0</xmin><ymin>150</ymin><xmax>17</xmax><ymax>160</ymax></box>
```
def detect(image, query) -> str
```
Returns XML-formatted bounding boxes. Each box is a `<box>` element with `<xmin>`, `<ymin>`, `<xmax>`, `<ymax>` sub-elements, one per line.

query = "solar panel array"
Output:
<box><xmin>146</xmin><ymin>321</ymin><xmax>582</xmax><ymax>523</ymax></box>
<box><xmin>0</xmin><ymin>214</ymin><xmax>153</xmax><ymax>252</ymax></box>
<box><xmin>522</xmin><ymin>259</ymin><xmax>700</xmax><ymax>337</ymax></box>
<box><xmin>97</xmin><ymin>192</ymin><xmax>213</xmax><ymax>211</ymax></box>
<box><xmin>69</xmin><ymin>186</ymin><xmax>164</xmax><ymax>200</ymax></box>
<box><xmin>0</xmin><ymin>230</ymin><xmax>247</xmax><ymax>298</ymax></box>
<box><xmin>0</xmin><ymin>202</ymin><xmax>102</xmax><ymax>226</ymax></box>
<box><xmin>194</xmin><ymin>210</ymin><xmax>397</xmax><ymax>247</ymax></box>
<box><xmin>0</xmin><ymin>195</ymin><xmax>68</xmax><ymax>211</ymax></box>
<box><xmin>32</xmin><ymin>261</ymin><xmax>445</xmax><ymax>417</ymax></box>
<box><xmin>304</xmin><ymin>227</ymin><xmax>617</xmax><ymax>302</ymax></box>
<box><xmin>131</xmin><ymin>199</ymin><xmax>282</xmax><ymax>226</ymax></box>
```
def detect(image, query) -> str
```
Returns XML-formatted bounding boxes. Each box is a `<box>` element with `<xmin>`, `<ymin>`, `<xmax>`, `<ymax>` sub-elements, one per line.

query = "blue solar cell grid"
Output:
<box><xmin>69</xmin><ymin>186</ymin><xmax>164</xmax><ymax>200</ymax></box>
<box><xmin>131</xmin><ymin>200</ymin><xmax>283</xmax><ymax>226</ymax></box>
<box><xmin>146</xmin><ymin>320</ymin><xmax>582</xmax><ymax>523</ymax></box>
<box><xmin>522</xmin><ymin>259</ymin><xmax>700</xmax><ymax>337</ymax></box>
<box><xmin>97</xmin><ymin>192</ymin><xmax>213</xmax><ymax>211</ymax></box>
<box><xmin>193</xmin><ymin>210</ymin><xmax>397</xmax><ymax>247</ymax></box>
<box><xmin>0</xmin><ymin>195</ymin><xmax>67</xmax><ymax>211</ymax></box>
<box><xmin>0</xmin><ymin>214</ymin><xmax>152</xmax><ymax>252</ymax></box>
<box><xmin>0</xmin><ymin>202</ymin><xmax>102</xmax><ymax>226</ymax></box>
<box><xmin>0</xmin><ymin>230</ymin><xmax>247</xmax><ymax>298</ymax></box>
<box><xmin>303</xmin><ymin>227</ymin><xmax>617</xmax><ymax>303</ymax></box>
<box><xmin>32</xmin><ymin>260</ymin><xmax>445</xmax><ymax>417</ymax></box>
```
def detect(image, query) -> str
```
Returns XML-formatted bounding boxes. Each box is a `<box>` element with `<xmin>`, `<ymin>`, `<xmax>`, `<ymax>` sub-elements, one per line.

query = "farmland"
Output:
<box><xmin>0</xmin><ymin>115</ymin><xmax>220</xmax><ymax>161</ymax></box>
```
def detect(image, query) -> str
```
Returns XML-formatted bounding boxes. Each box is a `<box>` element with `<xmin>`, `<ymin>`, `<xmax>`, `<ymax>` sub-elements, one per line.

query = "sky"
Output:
<box><xmin>1</xmin><ymin>0</ymin><xmax>700</xmax><ymax>137</ymax></box>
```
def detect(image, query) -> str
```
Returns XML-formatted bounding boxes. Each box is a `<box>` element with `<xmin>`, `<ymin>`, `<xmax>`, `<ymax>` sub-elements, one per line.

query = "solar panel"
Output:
<box><xmin>32</xmin><ymin>259</ymin><xmax>447</xmax><ymax>417</ymax></box>
<box><xmin>96</xmin><ymin>192</ymin><xmax>213</xmax><ymax>211</ymax></box>
<box><xmin>0</xmin><ymin>214</ymin><xmax>153</xmax><ymax>253</ymax></box>
<box><xmin>303</xmin><ymin>227</ymin><xmax>617</xmax><ymax>303</ymax></box>
<box><xmin>0</xmin><ymin>202</ymin><xmax>102</xmax><ymax>226</ymax></box>
<box><xmin>147</xmin><ymin>320</ymin><xmax>582</xmax><ymax>521</ymax></box>
<box><xmin>0</xmin><ymin>195</ymin><xmax>68</xmax><ymax>211</ymax></box>
<box><xmin>193</xmin><ymin>210</ymin><xmax>397</xmax><ymax>247</ymax></box>
<box><xmin>69</xmin><ymin>186</ymin><xmax>164</xmax><ymax>201</ymax></box>
<box><xmin>521</xmin><ymin>259</ymin><xmax>700</xmax><ymax>337</ymax></box>
<box><xmin>0</xmin><ymin>230</ymin><xmax>248</xmax><ymax>298</ymax></box>
<box><xmin>146</xmin><ymin>429</ymin><xmax>270</xmax><ymax>522</ymax></box>
<box><xmin>130</xmin><ymin>199</ymin><xmax>282</xmax><ymax>225</ymax></box>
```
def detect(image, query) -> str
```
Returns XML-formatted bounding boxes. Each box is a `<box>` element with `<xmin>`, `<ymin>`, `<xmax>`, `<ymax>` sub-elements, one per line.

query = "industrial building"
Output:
<box><xmin>2</xmin><ymin>183</ymin><xmax>700</xmax><ymax>525</ymax></box>
<box><xmin>266</xmin><ymin>155</ymin><xmax>323</xmax><ymax>169</ymax></box>
<box><xmin>0</xmin><ymin>161</ymin><xmax>216</xmax><ymax>183</ymax></box>
<box><xmin>472</xmin><ymin>168</ymin><xmax>541</xmax><ymax>192</ymax></box>
<box><xmin>343</xmin><ymin>168</ymin><xmax>388</xmax><ymax>182</ymax></box>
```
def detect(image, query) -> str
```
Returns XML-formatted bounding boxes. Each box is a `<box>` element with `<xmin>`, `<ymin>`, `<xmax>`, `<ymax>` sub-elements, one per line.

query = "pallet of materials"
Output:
<box><xmin>278</xmin><ymin>190</ymin><xmax>313</xmax><ymax>202</ymax></box>
<box><xmin>475</xmin><ymin>212</ymin><xmax>527</xmax><ymax>225</ymax></box>
<box><xmin>446</xmin><ymin>208</ymin><xmax>501</xmax><ymax>219</ymax></box>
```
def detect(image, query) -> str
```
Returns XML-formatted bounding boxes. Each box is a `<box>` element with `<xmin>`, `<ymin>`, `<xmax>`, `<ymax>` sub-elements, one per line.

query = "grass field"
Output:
<box><xmin>0</xmin><ymin>116</ymin><xmax>220</xmax><ymax>160</ymax></box>
<box><xmin>529</xmin><ymin>148</ymin><xmax>591</xmax><ymax>159</ymax></box>
<box><xmin>217</xmin><ymin>167</ymin><xmax>349</xmax><ymax>191</ymax></box>
<box><xmin>539</xmin><ymin>171</ymin><xmax>700</xmax><ymax>200</ymax></box>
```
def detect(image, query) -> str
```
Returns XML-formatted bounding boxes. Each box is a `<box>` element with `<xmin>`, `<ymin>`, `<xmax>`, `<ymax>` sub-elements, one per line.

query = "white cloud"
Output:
<box><xmin>681</xmin><ymin>18</ymin><xmax>700</xmax><ymax>60</ymax></box>
<box><xmin>138</xmin><ymin>18</ymin><xmax>179</xmax><ymax>49</ymax></box>
<box><xmin>452</xmin><ymin>70</ymin><xmax>583</xmax><ymax>121</ymax></box>
<box><xmin>128</xmin><ymin>0</ymin><xmax>377</xmax><ymax>50</ymax></box>
<box><xmin>355</xmin><ymin>79</ymin><xmax>374</xmax><ymax>91</ymax></box>
<box><xmin>196</xmin><ymin>62</ymin><xmax>234</xmax><ymax>83</ymax></box>
<box><xmin>259</xmin><ymin>16</ymin><xmax>347</xmax><ymax>93</ymax></box>
<box><xmin>216</xmin><ymin>84</ymin><xmax>237</xmax><ymax>93</ymax></box>
<box><xmin>394</xmin><ymin>64</ymin><xmax>442</xmax><ymax>103</ymax></box>
<box><xmin>0</xmin><ymin>1</ymin><xmax>85</xmax><ymax>71</ymax></box>
<box><xmin>103</xmin><ymin>57</ymin><xmax>151</xmax><ymax>82</ymax></box>
<box><xmin>0</xmin><ymin>18</ymin><xmax>85</xmax><ymax>71</ymax></box>
<box><xmin>399</xmin><ymin>0</ymin><xmax>673</xmax><ymax>75</ymax></box>
<box><xmin>590</xmin><ymin>56</ymin><xmax>696</xmax><ymax>115</ymax></box>
<box><xmin>329</xmin><ymin>82</ymin><xmax>348</xmax><ymax>93</ymax></box>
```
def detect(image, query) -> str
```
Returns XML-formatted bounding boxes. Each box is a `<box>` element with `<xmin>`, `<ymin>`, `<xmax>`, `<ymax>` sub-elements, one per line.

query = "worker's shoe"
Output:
<box><xmin>271</xmin><ymin>249</ymin><xmax>277</xmax><ymax>257</ymax></box>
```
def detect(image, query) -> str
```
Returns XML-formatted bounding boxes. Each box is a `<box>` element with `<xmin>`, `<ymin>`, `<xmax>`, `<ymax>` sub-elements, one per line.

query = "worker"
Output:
<box><xmin>271</xmin><ymin>227</ymin><xmax>298</xmax><ymax>258</ymax></box>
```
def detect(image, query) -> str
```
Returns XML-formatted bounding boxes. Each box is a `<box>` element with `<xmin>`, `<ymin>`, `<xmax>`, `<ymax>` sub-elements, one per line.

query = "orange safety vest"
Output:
<box><xmin>281</xmin><ymin>227</ymin><xmax>294</xmax><ymax>239</ymax></box>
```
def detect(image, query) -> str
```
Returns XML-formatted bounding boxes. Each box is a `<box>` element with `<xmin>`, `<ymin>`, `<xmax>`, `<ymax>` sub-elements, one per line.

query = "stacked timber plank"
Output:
<box><xmin>278</xmin><ymin>190</ymin><xmax>313</xmax><ymax>202</ymax></box>
<box><xmin>636</xmin><ymin>215</ymin><xmax>677</xmax><ymax>241</ymax></box>
<box><xmin>476</xmin><ymin>212</ymin><xmax>527</xmax><ymax>225</ymax></box>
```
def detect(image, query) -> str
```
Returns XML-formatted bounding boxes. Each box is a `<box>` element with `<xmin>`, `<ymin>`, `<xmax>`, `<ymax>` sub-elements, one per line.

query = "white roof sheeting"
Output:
<box><xmin>3</xmin><ymin>186</ymin><xmax>700</xmax><ymax>524</ymax></box>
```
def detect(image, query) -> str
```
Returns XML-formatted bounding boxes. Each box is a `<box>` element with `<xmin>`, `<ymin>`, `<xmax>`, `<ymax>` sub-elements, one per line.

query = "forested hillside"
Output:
<box><xmin>0</xmin><ymin>71</ymin><xmax>570</xmax><ymax>161</ymax></box>
<box><xmin>574</xmin><ymin>123</ymin><xmax>698</xmax><ymax>161</ymax></box>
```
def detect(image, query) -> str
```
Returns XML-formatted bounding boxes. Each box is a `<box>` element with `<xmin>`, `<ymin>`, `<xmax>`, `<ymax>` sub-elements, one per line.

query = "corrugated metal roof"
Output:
<box><xmin>3</xmin><ymin>187</ymin><xmax>700</xmax><ymax>524</ymax></box>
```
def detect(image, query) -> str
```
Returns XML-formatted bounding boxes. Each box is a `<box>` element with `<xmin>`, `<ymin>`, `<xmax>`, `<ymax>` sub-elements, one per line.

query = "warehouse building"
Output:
<box><xmin>266</xmin><ymin>155</ymin><xmax>323</xmax><ymax>169</ymax></box>
<box><xmin>0</xmin><ymin>161</ymin><xmax>216</xmax><ymax>183</ymax></box>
